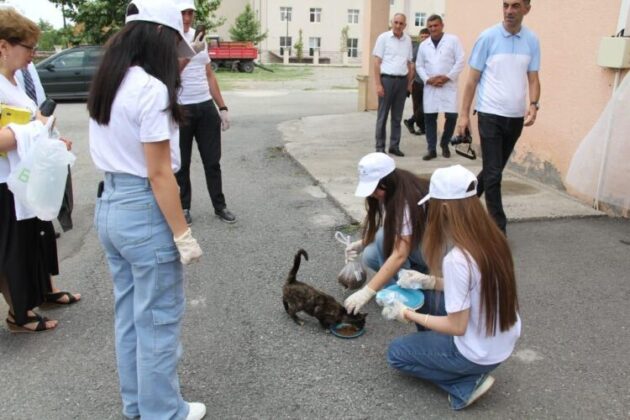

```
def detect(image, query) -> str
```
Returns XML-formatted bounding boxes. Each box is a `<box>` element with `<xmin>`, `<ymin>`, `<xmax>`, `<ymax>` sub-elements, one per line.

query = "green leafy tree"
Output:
<box><xmin>48</xmin><ymin>0</ymin><xmax>224</xmax><ymax>45</ymax></box>
<box><xmin>340</xmin><ymin>25</ymin><xmax>349</xmax><ymax>55</ymax></box>
<box><xmin>228</xmin><ymin>4</ymin><xmax>267</xmax><ymax>44</ymax></box>
<box><xmin>294</xmin><ymin>29</ymin><xmax>304</xmax><ymax>62</ymax></box>
<box><xmin>37</xmin><ymin>19</ymin><xmax>70</xmax><ymax>51</ymax></box>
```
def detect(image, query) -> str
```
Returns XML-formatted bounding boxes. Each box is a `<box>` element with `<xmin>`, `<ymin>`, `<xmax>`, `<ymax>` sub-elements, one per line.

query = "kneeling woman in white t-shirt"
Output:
<box><xmin>88</xmin><ymin>1</ymin><xmax>204</xmax><ymax>419</ymax></box>
<box><xmin>385</xmin><ymin>165</ymin><xmax>521</xmax><ymax>410</ymax></box>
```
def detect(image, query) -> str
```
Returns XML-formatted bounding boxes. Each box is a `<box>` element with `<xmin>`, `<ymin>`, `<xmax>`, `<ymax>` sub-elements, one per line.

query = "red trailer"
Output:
<box><xmin>207</xmin><ymin>37</ymin><xmax>258</xmax><ymax>73</ymax></box>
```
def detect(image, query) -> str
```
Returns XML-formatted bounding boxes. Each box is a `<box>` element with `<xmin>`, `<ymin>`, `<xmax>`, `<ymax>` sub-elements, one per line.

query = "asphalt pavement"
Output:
<box><xmin>0</xmin><ymin>67</ymin><xmax>628</xmax><ymax>419</ymax></box>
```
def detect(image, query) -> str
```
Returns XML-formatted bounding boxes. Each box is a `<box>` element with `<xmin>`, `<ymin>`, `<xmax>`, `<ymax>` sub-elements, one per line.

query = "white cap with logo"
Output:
<box><xmin>354</xmin><ymin>152</ymin><xmax>396</xmax><ymax>197</ymax></box>
<box><xmin>125</xmin><ymin>0</ymin><xmax>195</xmax><ymax>58</ymax></box>
<box><xmin>418</xmin><ymin>164</ymin><xmax>478</xmax><ymax>206</ymax></box>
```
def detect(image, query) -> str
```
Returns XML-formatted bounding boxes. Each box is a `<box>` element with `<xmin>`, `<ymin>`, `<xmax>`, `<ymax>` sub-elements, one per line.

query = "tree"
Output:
<box><xmin>48</xmin><ymin>0</ymin><xmax>224</xmax><ymax>45</ymax></box>
<box><xmin>37</xmin><ymin>19</ymin><xmax>70</xmax><ymax>51</ymax></box>
<box><xmin>229</xmin><ymin>4</ymin><xmax>267</xmax><ymax>44</ymax></box>
<box><xmin>294</xmin><ymin>29</ymin><xmax>304</xmax><ymax>62</ymax></box>
<box><xmin>340</xmin><ymin>25</ymin><xmax>349</xmax><ymax>56</ymax></box>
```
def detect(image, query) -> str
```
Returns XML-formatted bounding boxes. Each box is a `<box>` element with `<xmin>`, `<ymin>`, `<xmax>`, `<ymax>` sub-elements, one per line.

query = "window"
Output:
<box><xmin>310</xmin><ymin>8</ymin><xmax>321</xmax><ymax>23</ymax></box>
<box><xmin>280</xmin><ymin>36</ymin><xmax>292</xmax><ymax>55</ymax></box>
<box><xmin>347</xmin><ymin>38</ymin><xmax>358</xmax><ymax>58</ymax></box>
<box><xmin>347</xmin><ymin>9</ymin><xmax>359</xmax><ymax>24</ymax></box>
<box><xmin>52</xmin><ymin>50</ymin><xmax>84</xmax><ymax>68</ymax></box>
<box><xmin>85</xmin><ymin>48</ymin><xmax>103</xmax><ymax>67</ymax></box>
<box><xmin>280</xmin><ymin>7</ymin><xmax>292</xmax><ymax>22</ymax></box>
<box><xmin>415</xmin><ymin>12</ymin><xmax>427</xmax><ymax>27</ymax></box>
<box><xmin>308</xmin><ymin>37</ymin><xmax>321</xmax><ymax>56</ymax></box>
<box><xmin>390</xmin><ymin>0</ymin><xmax>395</xmax><ymax>6</ymax></box>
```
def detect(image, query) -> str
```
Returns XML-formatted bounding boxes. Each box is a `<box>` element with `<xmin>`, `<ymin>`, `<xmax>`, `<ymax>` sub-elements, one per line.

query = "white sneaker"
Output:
<box><xmin>464</xmin><ymin>375</ymin><xmax>495</xmax><ymax>408</ymax></box>
<box><xmin>185</xmin><ymin>402</ymin><xmax>206</xmax><ymax>420</ymax></box>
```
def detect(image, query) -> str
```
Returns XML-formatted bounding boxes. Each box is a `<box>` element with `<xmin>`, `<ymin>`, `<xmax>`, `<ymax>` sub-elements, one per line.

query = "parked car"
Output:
<box><xmin>36</xmin><ymin>45</ymin><xmax>103</xmax><ymax>100</ymax></box>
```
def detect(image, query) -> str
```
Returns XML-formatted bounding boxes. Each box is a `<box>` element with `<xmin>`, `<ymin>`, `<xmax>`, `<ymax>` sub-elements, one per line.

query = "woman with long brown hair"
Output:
<box><xmin>344</xmin><ymin>152</ymin><xmax>429</xmax><ymax>315</ymax></box>
<box><xmin>384</xmin><ymin>164</ymin><xmax>521</xmax><ymax>410</ymax></box>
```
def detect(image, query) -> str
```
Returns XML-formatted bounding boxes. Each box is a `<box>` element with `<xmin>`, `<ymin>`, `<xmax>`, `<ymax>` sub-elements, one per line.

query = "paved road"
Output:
<box><xmin>0</xmin><ymin>69</ymin><xmax>629</xmax><ymax>419</ymax></box>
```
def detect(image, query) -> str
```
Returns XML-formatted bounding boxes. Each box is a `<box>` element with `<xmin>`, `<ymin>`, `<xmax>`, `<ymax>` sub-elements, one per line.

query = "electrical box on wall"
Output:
<box><xmin>597</xmin><ymin>37</ymin><xmax>630</xmax><ymax>68</ymax></box>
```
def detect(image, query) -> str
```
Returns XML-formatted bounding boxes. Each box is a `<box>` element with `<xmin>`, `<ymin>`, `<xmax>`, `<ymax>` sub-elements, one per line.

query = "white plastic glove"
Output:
<box><xmin>174</xmin><ymin>228</ymin><xmax>203</xmax><ymax>265</ymax></box>
<box><xmin>397</xmin><ymin>269</ymin><xmax>437</xmax><ymax>290</ymax></box>
<box><xmin>191</xmin><ymin>32</ymin><xmax>206</xmax><ymax>54</ymax></box>
<box><xmin>344</xmin><ymin>239</ymin><xmax>364</xmax><ymax>263</ymax></box>
<box><xmin>220</xmin><ymin>110</ymin><xmax>230</xmax><ymax>131</ymax></box>
<box><xmin>344</xmin><ymin>286</ymin><xmax>376</xmax><ymax>315</ymax></box>
<box><xmin>382</xmin><ymin>300</ymin><xmax>411</xmax><ymax>324</ymax></box>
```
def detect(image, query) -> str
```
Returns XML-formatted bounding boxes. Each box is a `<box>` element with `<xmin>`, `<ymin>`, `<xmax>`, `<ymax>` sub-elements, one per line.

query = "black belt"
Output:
<box><xmin>381</xmin><ymin>74</ymin><xmax>407</xmax><ymax>79</ymax></box>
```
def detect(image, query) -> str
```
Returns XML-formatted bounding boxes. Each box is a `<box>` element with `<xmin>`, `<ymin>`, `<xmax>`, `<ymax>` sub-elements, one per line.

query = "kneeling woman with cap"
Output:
<box><xmin>384</xmin><ymin>165</ymin><xmax>521</xmax><ymax>410</ymax></box>
<box><xmin>344</xmin><ymin>152</ymin><xmax>429</xmax><ymax>315</ymax></box>
<box><xmin>89</xmin><ymin>0</ymin><xmax>205</xmax><ymax>419</ymax></box>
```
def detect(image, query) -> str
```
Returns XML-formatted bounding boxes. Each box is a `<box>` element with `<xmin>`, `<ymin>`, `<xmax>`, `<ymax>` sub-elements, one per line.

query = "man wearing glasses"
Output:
<box><xmin>372</xmin><ymin>13</ymin><xmax>414</xmax><ymax>157</ymax></box>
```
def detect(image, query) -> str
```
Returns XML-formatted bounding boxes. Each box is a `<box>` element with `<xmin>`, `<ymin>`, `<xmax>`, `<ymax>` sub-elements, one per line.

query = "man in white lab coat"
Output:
<box><xmin>416</xmin><ymin>15</ymin><xmax>465</xmax><ymax>160</ymax></box>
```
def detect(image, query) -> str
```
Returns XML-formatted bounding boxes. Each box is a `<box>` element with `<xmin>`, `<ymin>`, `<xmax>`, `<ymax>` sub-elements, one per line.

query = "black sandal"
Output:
<box><xmin>6</xmin><ymin>312</ymin><xmax>56</xmax><ymax>333</ymax></box>
<box><xmin>43</xmin><ymin>291</ymin><xmax>80</xmax><ymax>305</ymax></box>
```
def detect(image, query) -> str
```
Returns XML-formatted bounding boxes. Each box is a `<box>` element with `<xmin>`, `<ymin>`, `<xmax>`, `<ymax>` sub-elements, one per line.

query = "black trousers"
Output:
<box><xmin>476</xmin><ymin>112</ymin><xmax>524</xmax><ymax>232</ymax></box>
<box><xmin>176</xmin><ymin>100</ymin><xmax>226</xmax><ymax>211</ymax></box>
<box><xmin>409</xmin><ymin>80</ymin><xmax>425</xmax><ymax>132</ymax></box>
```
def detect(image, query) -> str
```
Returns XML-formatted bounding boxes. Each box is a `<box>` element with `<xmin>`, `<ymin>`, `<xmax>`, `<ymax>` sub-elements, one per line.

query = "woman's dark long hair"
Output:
<box><xmin>362</xmin><ymin>169</ymin><xmax>428</xmax><ymax>258</ymax></box>
<box><xmin>422</xmin><ymin>195</ymin><xmax>519</xmax><ymax>336</ymax></box>
<box><xmin>88</xmin><ymin>14</ymin><xmax>183</xmax><ymax>125</ymax></box>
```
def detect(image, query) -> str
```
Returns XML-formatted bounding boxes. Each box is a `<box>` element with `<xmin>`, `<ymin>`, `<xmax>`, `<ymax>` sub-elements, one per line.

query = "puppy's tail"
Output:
<box><xmin>287</xmin><ymin>248</ymin><xmax>308</xmax><ymax>284</ymax></box>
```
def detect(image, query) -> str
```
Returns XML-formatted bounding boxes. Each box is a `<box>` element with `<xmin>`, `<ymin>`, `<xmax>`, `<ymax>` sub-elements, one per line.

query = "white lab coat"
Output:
<box><xmin>416</xmin><ymin>33</ymin><xmax>465</xmax><ymax>113</ymax></box>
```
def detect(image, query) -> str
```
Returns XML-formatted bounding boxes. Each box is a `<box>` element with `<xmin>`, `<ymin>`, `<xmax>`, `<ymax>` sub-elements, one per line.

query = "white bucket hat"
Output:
<box><xmin>125</xmin><ymin>0</ymin><xmax>195</xmax><ymax>58</ymax></box>
<box><xmin>354</xmin><ymin>152</ymin><xmax>396</xmax><ymax>197</ymax></box>
<box><xmin>418</xmin><ymin>165</ymin><xmax>478</xmax><ymax>206</ymax></box>
<box><xmin>177</xmin><ymin>0</ymin><xmax>197</xmax><ymax>12</ymax></box>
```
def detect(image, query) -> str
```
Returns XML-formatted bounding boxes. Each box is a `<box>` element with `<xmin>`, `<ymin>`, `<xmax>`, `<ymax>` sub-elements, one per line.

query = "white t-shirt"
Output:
<box><xmin>178</xmin><ymin>30</ymin><xmax>212</xmax><ymax>105</ymax></box>
<box><xmin>89</xmin><ymin>66</ymin><xmax>180</xmax><ymax>177</ymax></box>
<box><xmin>0</xmin><ymin>74</ymin><xmax>38</xmax><ymax>183</ymax></box>
<box><xmin>443</xmin><ymin>247</ymin><xmax>521</xmax><ymax>365</ymax></box>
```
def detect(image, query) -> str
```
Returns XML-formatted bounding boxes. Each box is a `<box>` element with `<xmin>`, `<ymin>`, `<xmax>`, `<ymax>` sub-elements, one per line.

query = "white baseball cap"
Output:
<box><xmin>418</xmin><ymin>165</ymin><xmax>478</xmax><ymax>206</ymax></box>
<box><xmin>354</xmin><ymin>152</ymin><xmax>396</xmax><ymax>197</ymax></box>
<box><xmin>125</xmin><ymin>0</ymin><xmax>195</xmax><ymax>58</ymax></box>
<box><xmin>177</xmin><ymin>0</ymin><xmax>197</xmax><ymax>12</ymax></box>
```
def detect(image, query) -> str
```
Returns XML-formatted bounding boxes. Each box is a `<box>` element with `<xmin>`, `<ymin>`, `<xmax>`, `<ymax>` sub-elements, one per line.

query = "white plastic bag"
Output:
<box><xmin>335</xmin><ymin>231</ymin><xmax>366</xmax><ymax>290</ymax></box>
<box><xmin>7</xmin><ymin>117</ymin><xmax>76</xmax><ymax>221</ymax></box>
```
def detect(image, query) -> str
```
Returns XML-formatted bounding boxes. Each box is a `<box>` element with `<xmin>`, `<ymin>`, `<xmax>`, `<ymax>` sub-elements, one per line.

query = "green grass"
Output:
<box><xmin>215</xmin><ymin>64</ymin><xmax>314</xmax><ymax>90</ymax></box>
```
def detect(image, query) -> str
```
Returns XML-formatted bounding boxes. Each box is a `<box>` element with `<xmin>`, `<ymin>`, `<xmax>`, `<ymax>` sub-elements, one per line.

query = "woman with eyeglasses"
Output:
<box><xmin>0</xmin><ymin>7</ymin><xmax>78</xmax><ymax>333</ymax></box>
<box><xmin>344</xmin><ymin>152</ymin><xmax>429</xmax><ymax>315</ymax></box>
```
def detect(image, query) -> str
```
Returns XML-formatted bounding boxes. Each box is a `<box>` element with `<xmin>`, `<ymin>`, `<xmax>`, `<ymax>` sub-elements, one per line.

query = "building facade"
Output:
<box><xmin>215</xmin><ymin>0</ymin><xmax>445</xmax><ymax>64</ymax></box>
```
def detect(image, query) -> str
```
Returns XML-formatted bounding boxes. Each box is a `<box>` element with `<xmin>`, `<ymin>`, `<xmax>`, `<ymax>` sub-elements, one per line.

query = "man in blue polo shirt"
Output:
<box><xmin>456</xmin><ymin>0</ymin><xmax>540</xmax><ymax>234</ymax></box>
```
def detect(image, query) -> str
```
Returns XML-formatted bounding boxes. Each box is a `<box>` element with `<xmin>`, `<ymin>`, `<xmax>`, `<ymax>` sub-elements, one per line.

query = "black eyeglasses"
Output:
<box><xmin>19</xmin><ymin>43</ymin><xmax>37</xmax><ymax>52</ymax></box>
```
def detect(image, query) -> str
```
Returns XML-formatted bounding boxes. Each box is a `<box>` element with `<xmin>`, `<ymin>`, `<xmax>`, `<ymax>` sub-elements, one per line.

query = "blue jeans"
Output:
<box><xmin>387</xmin><ymin>290</ymin><xmax>499</xmax><ymax>410</ymax></box>
<box><xmin>94</xmin><ymin>173</ymin><xmax>189</xmax><ymax>420</ymax></box>
<box><xmin>361</xmin><ymin>228</ymin><xmax>428</xmax><ymax>286</ymax></box>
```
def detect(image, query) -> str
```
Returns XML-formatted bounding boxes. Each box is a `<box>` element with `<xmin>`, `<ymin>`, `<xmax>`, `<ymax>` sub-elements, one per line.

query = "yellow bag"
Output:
<box><xmin>0</xmin><ymin>104</ymin><xmax>32</xmax><ymax>157</ymax></box>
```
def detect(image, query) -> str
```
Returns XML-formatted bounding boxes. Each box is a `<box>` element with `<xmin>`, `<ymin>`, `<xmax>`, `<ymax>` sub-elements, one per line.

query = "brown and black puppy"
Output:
<box><xmin>283</xmin><ymin>249</ymin><xmax>367</xmax><ymax>330</ymax></box>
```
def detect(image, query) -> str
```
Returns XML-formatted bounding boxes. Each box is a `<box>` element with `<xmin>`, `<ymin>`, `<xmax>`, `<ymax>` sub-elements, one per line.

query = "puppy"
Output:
<box><xmin>282</xmin><ymin>249</ymin><xmax>367</xmax><ymax>330</ymax></box>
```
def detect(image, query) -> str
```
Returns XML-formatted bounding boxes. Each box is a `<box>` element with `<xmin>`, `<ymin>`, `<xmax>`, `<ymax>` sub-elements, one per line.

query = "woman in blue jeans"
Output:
<box><xmin>383</xmin><ymin>165</ymin><xmax>521</xmax><ymax>410</ymax></box>
<box><xmin>88</xmin><ymin>1</ymin><xmax>204</xmax><ymax>419</ymax></box>
<box><xmin>344</xmin><ymin>152</ymin><xmax>429</xmax><ymax>315</ymax></box>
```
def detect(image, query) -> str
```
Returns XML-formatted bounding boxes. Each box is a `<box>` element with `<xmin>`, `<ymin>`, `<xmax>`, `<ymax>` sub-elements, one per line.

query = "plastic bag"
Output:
<box><xmin>335</xmin><ymin>231</ymin><xmax>366</xmax><ymax>290</ymax></box>
<box><xmin>7</xmin><ymin>117</ymin><xmax>76</xmax><ymax>221</ymax></box>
